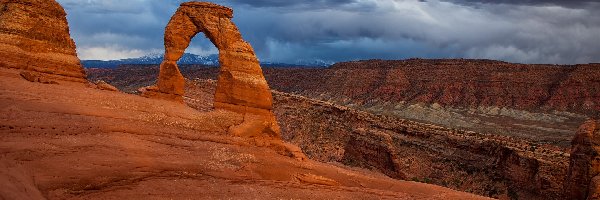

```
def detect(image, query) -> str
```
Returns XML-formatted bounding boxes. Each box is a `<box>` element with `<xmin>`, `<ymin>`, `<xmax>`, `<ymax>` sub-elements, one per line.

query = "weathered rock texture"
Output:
<box><xmin>564</xmin><ymin>119</ymin><xmax>600</xmax><ymax>200</ymax></box>
<box><xmin>0</xmin><ymin>0</ymin><xmax>85</xmax><ymax>82</ymax></box>
<box><xmin>265</xmin><ymin>59</ymin><xmax>600</xmax><ymax>116</ymax></box>
<box><xmin>144</xmin><ymin>2</ymin><xmax>279</xmax><ymax>138</ymax></box>
<box><xmin>0</xmin><ymin>67</ymin><xmax>490</xmax><ymax>200</ymax></box>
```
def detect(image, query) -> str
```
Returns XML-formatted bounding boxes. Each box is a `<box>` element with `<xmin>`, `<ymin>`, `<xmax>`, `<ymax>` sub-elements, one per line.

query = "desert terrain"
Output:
<box><xmin>87</xmin><ymin>60</ymin><xmax>600</xmax><ymax>199</ymax></box>
<box><xmin>2</xmin><ymin>0</ymin><xmax>600</xmax><ymax>199</ymax></box>
<box><xmin>0</xmin><ymin>0</ymin><xmax>494</xmax><ymax>199</ymax></box>
<box><xmin>1</xmin><ymin>67</ymin><xmax>496</xmax><ymax>199</ymax></box>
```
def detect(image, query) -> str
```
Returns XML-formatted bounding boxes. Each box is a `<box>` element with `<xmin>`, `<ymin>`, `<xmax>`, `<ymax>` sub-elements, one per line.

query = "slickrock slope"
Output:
<box><xmin>0</xmin><ymin>0</ymin><xmax>85</xmax><ymax>82</ymax></box>
<box><xmin>0</xmin><ymin>67</ymin><xmax>490</xmax><ymax>200</ymax></box>
<box><xmin>564</xmin><ymin>120</ymin><xmax>600</xmax><ymax>200</ymax></box>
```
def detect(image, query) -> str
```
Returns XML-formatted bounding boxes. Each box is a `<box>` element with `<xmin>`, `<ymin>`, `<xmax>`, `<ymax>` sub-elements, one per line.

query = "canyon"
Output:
<box><xmin>88</xmin><ymin>61</ymin><xmax>599</xmax><ymax>199</ymax></box>
<box><xmin>90</xmin><ymin>60</ymin><xmax>599</xmax><ymax>148</ymax></box>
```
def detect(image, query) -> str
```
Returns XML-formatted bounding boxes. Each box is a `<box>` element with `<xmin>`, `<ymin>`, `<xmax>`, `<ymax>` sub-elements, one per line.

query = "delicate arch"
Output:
<box><xmin>147</xmin><ymin>2</ymin><xmax>273</xmax><ymax>114</ymax></box>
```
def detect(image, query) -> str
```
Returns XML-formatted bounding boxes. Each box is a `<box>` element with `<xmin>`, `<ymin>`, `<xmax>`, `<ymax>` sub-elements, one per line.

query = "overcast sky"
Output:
<box><xmin>56</xmin><ymin>0</ymin><xmax>600</xmax><ymax>64</ymax></box>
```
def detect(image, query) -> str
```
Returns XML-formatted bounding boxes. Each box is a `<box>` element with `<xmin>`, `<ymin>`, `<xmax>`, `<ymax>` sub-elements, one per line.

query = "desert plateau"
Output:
<box><xmin>1</xmin><ymin>0</ymin><xmax>599</xmax><ymax>199</ymax></box>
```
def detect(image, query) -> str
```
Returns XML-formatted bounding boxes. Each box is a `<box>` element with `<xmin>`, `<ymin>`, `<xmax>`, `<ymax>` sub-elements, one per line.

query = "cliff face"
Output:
<box><xmin>265</xmin><ymin>59</ymin><xmax>600</xmax><ymax>115</ymax></box>
<box><xmin>564</xmin><ymin>120</ymin><xmax>600</xmax><ymax>200</ymax></box>
<box><xmin>88</xmin><ymin>64</ymin><xmax>590</xmax><ymax>147</ymax></box>
<box><xmin>0</xmin><ymin>0</ymin><xmax>85</xmax><ymax>81</ymax></box>
<box><xmin>89</xmin><ymin>60</ymin><xmax>600</xmax><ymax>116</ymax></box>
<box><xmin>273</xmin><ymin>91</ymin><xmax>569</xmax><ymax>200</ymax></box>
<box><xmin>261</xmin><ymin>60</ymin><xmax>596</xmax><ymax>147</ymax></box>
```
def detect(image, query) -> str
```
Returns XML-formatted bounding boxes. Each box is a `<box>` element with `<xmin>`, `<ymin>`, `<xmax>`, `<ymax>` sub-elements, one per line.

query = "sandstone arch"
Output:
<box><xmin>143</xmin><ymin>2</ymin><xmax>280</xmax><ymax>138</ymax></box>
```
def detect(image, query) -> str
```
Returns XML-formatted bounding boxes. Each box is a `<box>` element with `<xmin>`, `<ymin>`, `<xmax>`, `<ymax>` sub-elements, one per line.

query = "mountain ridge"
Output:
<box><xmin>82</xmin><ymin>53</ymin><xmax>333</xmax><ymax>68</ymax></box>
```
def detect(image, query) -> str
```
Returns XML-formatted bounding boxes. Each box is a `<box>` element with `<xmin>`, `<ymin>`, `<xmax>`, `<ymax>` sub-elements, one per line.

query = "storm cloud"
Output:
<box><xmin>212</xmin><ymin>0</ymin><xmax>358</xmax><ymax>8</ymax></box>
<box><xmin>56</xmin><ymin>0</ymin><xmax>600</xmax><ymax>64</ymax></box>
<box><xmin>442</xmin><ymin>0</ymin><xmax>600</xmax><ymax>8</ymax></box>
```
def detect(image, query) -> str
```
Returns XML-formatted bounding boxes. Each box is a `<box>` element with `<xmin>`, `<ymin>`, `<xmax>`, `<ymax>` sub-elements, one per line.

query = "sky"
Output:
<box><xmin>55</xmin><ymin>0</ymin><xmax>600</xmax><ymax>64</ymax></box>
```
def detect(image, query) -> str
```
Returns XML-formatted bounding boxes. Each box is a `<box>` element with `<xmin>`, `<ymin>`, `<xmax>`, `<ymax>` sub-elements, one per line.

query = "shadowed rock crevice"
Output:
<box><xmin>142</xmin><ymin>2</ymin><xmax>280</xmax><ymax>138</ymax></box>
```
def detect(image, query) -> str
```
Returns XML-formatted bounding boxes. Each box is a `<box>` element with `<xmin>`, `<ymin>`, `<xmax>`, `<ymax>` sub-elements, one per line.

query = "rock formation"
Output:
<box><xmin>564</xmin><ymin>119</ymin><xmax>600</xmax><ymax>200</ymax></box>
<box><xmin>265</xmin><ymin>59</ymin><xmax>600</xmax><ymax>116</ymax></box>
<box><xmin>93</xmin><ymin>80</ymin><xmax>119</xmax><ymax>92</ymax></box>
<box><xmin>19</xmin><ymin>71</ymin><xmax>57</xmax><ymax>84</ymax></box>
<box><xmin>143</xmin><ymin>2</ymin><xmax>280</xmax><ymax>138</ymax></box>
<box><xmin>0</xmin><ymin>0</ymin><xmax>85</xmax><ymax>82</ymax></box>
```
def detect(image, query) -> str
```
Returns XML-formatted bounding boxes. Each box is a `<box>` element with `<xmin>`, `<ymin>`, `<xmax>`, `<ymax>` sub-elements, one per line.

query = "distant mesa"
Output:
<box><xmin>142</xmin><ymin>2</ymin><xmax>281</xmax><ymax>138</ymax></box>
<box><xmin>0</xmin><ymin>0</ymin><xmax>86</xmax><ymax>82</ymax></box>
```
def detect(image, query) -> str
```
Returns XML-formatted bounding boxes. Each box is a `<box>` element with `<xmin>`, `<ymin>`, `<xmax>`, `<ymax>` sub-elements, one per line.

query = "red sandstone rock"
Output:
<box><xmin>143</xmin><ymin>2</ymin><xmax>279</xmax><ymax>138</ymax></box>
<box><xmin>19</xmin><ymin>71</ymin><xmax>57</xmax><ymax>84</ymax></box>
<box><xmin>588</xmin><ymin>176</ymin><xmax>600</xmax><ymax>200</ymax></box>
<box><xmin>0</xmin><ymin>0</ymin><xmax>85</xmax><ymax>82</ymax></box>
<box><xmin>264</xmin><ymin>59</ymin><xmax>600</xmax><ymax>115</ymax></box>
<box><xmin>149</xmin><ymin>2</ymin><xmax>273</xmax><ymax>109</ymax></box>
<box><xmin>95</xmin><ymin>80</ymin><xmax>119</xmax><ymax>92</ymax></box>
<box><xmin>564</xmin><ymin>119</ymin><xmax>600</xmax><ymax>200</ymax></box>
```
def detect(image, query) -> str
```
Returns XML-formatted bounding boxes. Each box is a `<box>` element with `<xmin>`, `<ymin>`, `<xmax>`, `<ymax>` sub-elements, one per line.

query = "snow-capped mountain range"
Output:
<box><xmin>82</xmin><ymin>53</ymin><xmax>332</xmax><ymax>68</ymax></box>
<box><xmin>82</xmin><ymin>53</ymin><xmax>219</xmax><ymax>68</ymax></box>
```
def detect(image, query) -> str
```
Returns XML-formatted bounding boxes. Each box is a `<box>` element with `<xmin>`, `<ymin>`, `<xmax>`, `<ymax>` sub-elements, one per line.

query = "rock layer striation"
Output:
<box><xmin>143</xmin><ymin>2</ymin><xmax>280</xmax><ymax>138</ymax></box>
<box><xmin>264</xmin><ymin>59</ymin><xmax>600</xmax><ymax>115</ymax></box>
<box><xmin>0</xmin><ymin>0</ymin><xmax>85</xmax><ymax>82</ymax></box>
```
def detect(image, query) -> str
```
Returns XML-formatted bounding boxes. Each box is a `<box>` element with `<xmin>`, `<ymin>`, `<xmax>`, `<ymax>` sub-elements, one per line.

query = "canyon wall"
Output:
<box><xmin>265</xmin><ymin>59</ymin><xmax>600</xmax><ymax>116</ymax></box>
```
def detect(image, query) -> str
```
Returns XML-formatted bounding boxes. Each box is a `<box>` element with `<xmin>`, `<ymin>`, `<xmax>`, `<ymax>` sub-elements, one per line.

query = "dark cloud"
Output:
<box><xmin>56</xmin><ymin>0</ymin><xmax>600</xmax><ymax>64</ymax></box>
<box><xmin>212</xmin><ymin>0</ymin><xmax>357</xmax><ymax>8</ymax></box>
<box><xmin>57</xmin><ymin>0</ymin><xmax>184</xmax><ymax>59</ymax></box>
<box><xmin>440</xmin><ymin>0</ymin><xmax>600</xmax><ymax>8</ymax></box>
<box><xmin>231</xmin><ymin>1</ymin><xmax>600</xmax><ymax>64</ymax></box>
